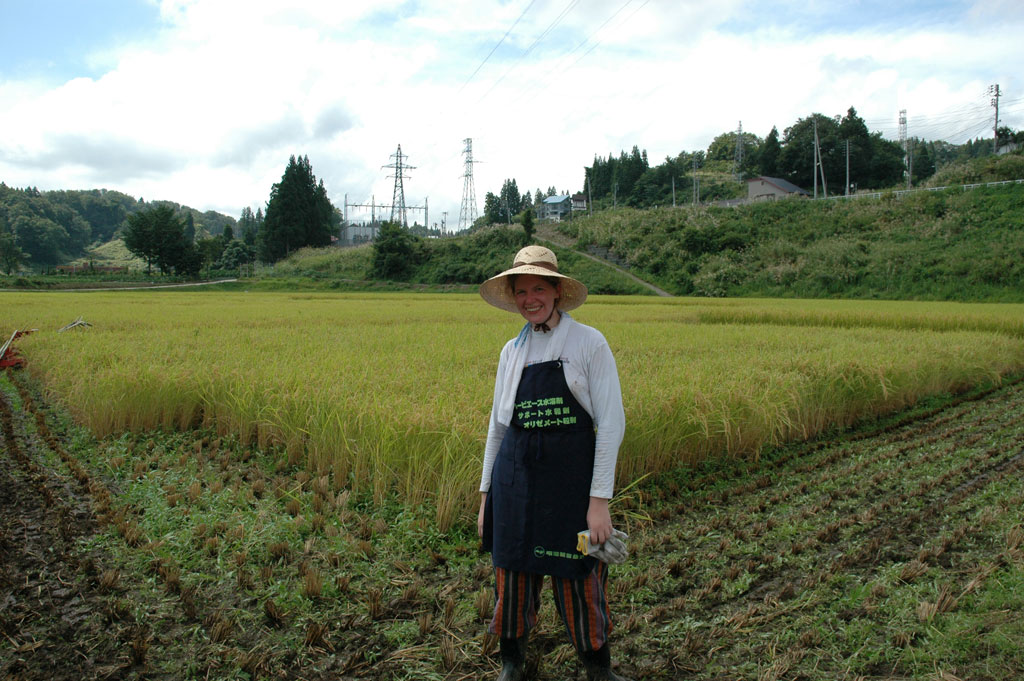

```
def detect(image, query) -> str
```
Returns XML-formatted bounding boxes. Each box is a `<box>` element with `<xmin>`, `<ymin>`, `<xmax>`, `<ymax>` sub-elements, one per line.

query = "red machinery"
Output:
<box><xmin>0</xmin><ymin>330</ymin><xmax>33</xmax><ymax>369</ymax></box>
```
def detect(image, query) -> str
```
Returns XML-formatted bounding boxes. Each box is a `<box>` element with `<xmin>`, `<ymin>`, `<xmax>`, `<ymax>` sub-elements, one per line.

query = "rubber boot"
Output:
<box><xmin>579</xmin><ymin>644</ymin><xmax>633</xmax><ymax>681</ymax></box>
<box><xmin>497</xmin><ymin>636</ymin><xmax>527</xmax><ymax>681</ymax></box>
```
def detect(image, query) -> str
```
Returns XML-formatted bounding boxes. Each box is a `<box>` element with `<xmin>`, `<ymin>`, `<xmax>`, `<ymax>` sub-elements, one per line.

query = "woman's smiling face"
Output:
<box><xmin>512</xmin><ymin>274</ymin><xmax>561</xmax><ymax>326</ymax></box>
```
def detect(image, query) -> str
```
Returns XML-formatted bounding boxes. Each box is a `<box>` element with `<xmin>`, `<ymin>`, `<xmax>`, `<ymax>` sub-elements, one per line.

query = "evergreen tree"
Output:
<box><xmin>760</xmin><ymin>126</ymin><xmax>781</xmax><ymax>177</ymax></box>
<box><xmin>521</xmin><ymin>207</ymin><xmax>534</xmax><ymax>242</ymax></box>
<box><xmin>239</xmin><ymin>207</ymin><xmax>258</xmax><ymax>246</ymax></box>
<box><xmin>259</xmin><ymin>155</ymin><xmax>336</xmax><ymax>262</ymax></box>
<box><xmin>911</xmin><ymin>139</ymin><xmax>936</xmax><ymax>183</ymax></box>
<box><xmin>498</xmin><ymin>179</ymin><xmax>522</xmax><ymax>222</ymax></box>
<box><xmin>483</xmin><ymin>192</ymin><xmax>501</xmax><ymax>224</ymax></box>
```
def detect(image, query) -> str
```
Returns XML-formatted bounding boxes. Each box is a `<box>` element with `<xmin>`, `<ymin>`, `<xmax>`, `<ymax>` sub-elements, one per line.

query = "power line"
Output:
<box><xmin>511</xmin><ymin>0</ymin><xmax>651</xmax><ymax>108</ymax></box>
<box><xmin>476</xmin><ymin>0</ymin><xmax>581</xmax><ymax>104</ymax></box>
<box><xmin>457</xmin><ymin>0</ymin><xmax>537</xmax><ymax>93</ymax></box>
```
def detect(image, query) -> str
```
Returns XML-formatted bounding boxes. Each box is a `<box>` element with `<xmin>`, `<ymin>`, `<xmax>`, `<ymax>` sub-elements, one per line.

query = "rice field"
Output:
<box><xmin>4</xmin><ymin>291</ymin><xmax>1024</xmax><ymax>528</ymax></box>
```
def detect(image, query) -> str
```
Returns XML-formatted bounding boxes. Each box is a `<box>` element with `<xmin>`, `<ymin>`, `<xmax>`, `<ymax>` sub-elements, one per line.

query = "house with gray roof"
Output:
<box><xmin>746</xmin><ymin>176</ymin><xmax>810</xmax><ymax>201</ymax></box>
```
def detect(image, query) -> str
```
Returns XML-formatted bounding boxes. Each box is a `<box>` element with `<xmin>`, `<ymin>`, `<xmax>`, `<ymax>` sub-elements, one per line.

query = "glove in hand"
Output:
<box><xmin>576</xmin><ymin>529</ymin><xmax>629</xmax><ymax>564</ymax></box>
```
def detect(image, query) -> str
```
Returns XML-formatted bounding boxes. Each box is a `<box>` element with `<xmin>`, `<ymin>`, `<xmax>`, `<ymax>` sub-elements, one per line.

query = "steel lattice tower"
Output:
<box><xmin>383</xmin><ymin>145</ymin><xmax>415</xmax><ymax>228</ymax></box>
<box><xmin>458</xmin><ymin>138</ymin><xmax>478</xmax><ymax>231</ymax></box>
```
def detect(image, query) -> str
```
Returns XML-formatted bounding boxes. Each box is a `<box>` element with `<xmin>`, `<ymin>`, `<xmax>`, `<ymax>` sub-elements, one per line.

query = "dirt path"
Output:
<box><xmin>0</xmin><ymin>383</ymin><xmax>134</xmax><ymax>678</ymax></box>
<box><xmin>535</xmin><ymin>225</ymin><xmax>672</xmax><ymax>297</ymax></box>
<box><xmin>0</xmin><ymin>279</ymin><xmax>238</xmax><ymax>293</ymax></box>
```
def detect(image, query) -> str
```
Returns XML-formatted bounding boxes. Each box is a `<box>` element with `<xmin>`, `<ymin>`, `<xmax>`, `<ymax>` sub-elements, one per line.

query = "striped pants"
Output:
<box><xmin>489</xmin><ymin>562</ymin><xmax>612</xmax><ymax>652</ymax></box>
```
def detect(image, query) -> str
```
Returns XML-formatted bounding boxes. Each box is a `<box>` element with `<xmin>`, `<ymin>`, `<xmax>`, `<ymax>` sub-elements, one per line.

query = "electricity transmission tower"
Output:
<box><xmin>733</xmin><ymin>121</ymin><xmax>744</xmax><ymax>180</ymax></box>
<box><xmin>383</xmin><ymin>145</ymin><xmax>415</xmax><ymax>227</ymax></box>
<box><xmin>458</xmin><ymin>138</ymin><xmax>479</xmax><ymax>231</ymax></box>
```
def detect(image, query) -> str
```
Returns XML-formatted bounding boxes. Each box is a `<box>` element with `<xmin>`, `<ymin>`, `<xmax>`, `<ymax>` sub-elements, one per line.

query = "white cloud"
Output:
<box><xmin>0</xmin><ymin>0</ymin><xmax>1022</xmax><ymax>221</ymax></box>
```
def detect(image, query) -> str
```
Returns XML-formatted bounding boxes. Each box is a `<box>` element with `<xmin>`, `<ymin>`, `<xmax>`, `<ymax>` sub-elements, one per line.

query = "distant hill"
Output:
<box><xmin>0</xmin><ymin>184</ymin><xmax>236</xmax><ymax>267</ymax></box>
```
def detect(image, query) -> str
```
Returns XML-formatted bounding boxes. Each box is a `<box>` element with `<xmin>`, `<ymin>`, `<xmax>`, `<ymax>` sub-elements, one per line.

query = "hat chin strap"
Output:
<box><xmin>533</xmin><ymin>305</ymin><xmax>559</xmax><ymax>333</ymax></box>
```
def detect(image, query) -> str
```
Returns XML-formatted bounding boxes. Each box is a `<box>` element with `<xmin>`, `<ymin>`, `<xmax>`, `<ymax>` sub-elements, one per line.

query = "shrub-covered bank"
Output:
<box><xmin>559</xmin><ymin>180</ymin><xmax>1024</xmax><ymax>301</ymax></box>
<box><xmin>550</xmin><ymin>152</ymin><xmax>1024</xmax><ymax>301</ymax></box>
<box><xmin>276</xmin><ymin>226</ymin><xmax>652</xmax><ymax>295</ymax></box>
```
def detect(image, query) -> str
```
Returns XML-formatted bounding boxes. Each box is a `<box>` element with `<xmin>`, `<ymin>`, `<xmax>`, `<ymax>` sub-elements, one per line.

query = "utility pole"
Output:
<box><xmin>458</xmin><ymin>138</ymin><xmax>479</xmax><ymax>231</ymax></box>
<box><xmin>845</xmin><ymin>140</ymin><xmax>850</xmax><ymax>197</ymax></box>
<box><xmin>733</xmin><ymin>121</ymin><xmax>744</xmax><ymax>180</ymax></box>
<box><xmin>671</xmin><ymin>176</ymin><xmax>676</xmax><ymax>207</ymax></box>
<box><xmin>383</xmin><ymin>144</ymin><xmax>415</xmax><ymax>227</ymax></box>
<box><xmin>586</xmin><ymin>169</ymin><xmax>593</xmax><ymax>216</ymax></box>
<box><xmin>907</xmin><ymin>145</ymin><xmax>913</xmax><ymax>188</ymax></box>
<box><xmin>813</xmin><ymin>119</ymin><xmax>819</xmax><ymax>199</ymax></box>
<box><xmin>989</xmin><ymin>84</ymin><xmax>1001</xmax><ymax>153</ymax></box>
<box><xmin>441</xmin><ymin>210</ymin><xmax>448</xmax><ymax>235</ymax></box>
<box><xmin>613</xmin><ymin>182</ymin><xmax>618</xmax><ymax>207</ymax></box>
<box><xmin>692</xmin><ymin>155</ymin><xmax>699</xmax><ymax>204</ymax></box>
<box><xmin>898</xmin><ymin>109</ymin><xmax>908</xmax><ymax>186</ymax></box>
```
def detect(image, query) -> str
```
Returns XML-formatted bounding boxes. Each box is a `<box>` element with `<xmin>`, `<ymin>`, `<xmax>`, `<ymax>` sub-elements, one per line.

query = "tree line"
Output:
<box><xmin>0</xmin><ymin>154</ymin><xmax>340</xmax><ymax>275</ymax></box>
<box><xmin>117</xmin><ymin>155</ymin><xmax>337</xmax><ymax>276</ymax></box>
<box><xmin>474</xmin><ymin>107</ymin><xmax>1021</xmax><ymax>223</ymax></box>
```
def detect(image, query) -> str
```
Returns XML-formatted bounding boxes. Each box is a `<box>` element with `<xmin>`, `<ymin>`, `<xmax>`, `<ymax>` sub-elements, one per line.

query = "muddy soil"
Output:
<box><xmin>0</xmin><ymin>386</ymin><xmax>140</xmax><ymax>679</ymax></box>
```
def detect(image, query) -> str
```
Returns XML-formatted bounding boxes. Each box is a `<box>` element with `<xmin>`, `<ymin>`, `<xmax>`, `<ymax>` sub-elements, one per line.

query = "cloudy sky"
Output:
<box><xmin>2</xmin><ymin>0</ymin><xmax>1022</xmax><ymax>228</ymax></box>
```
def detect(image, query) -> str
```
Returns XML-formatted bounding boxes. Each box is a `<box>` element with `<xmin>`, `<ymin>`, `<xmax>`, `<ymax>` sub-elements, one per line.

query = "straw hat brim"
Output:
<box><xmin>479</xmin><ymin>264</ymin><xmax>588</xmax><ymax>313</ymax></box>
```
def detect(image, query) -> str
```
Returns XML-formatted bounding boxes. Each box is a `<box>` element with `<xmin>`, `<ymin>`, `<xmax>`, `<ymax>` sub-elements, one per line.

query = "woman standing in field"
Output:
<box><xmin>478</xmin><ymin>245</ymin><xmax>632</xmax><ymax>681</ymax></box>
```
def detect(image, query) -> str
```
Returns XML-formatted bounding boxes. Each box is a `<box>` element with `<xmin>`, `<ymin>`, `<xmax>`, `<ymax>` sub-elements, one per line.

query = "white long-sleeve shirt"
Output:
<box><xmin>479</xmin><ymin>317</ymin><xmax>625</xmax><ymax>499</ymax></box>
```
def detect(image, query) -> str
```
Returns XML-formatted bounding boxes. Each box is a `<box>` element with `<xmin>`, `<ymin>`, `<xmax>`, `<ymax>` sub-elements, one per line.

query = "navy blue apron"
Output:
<box><xmin>483</xmin><ymin>359</ymin><xmax>597</xmax><ymax>579</ymax></box>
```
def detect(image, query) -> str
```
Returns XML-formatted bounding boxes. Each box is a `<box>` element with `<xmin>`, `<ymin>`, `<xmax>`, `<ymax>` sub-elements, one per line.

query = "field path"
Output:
<box><xmin>536</xmin><ymin>224</ymin><xmax>673</xmax><ymax>297</ymax></box>
<box><xmin>0</xmin><ymin>278</ymin><xmax>237</xmax><ymax>293</ymax></box>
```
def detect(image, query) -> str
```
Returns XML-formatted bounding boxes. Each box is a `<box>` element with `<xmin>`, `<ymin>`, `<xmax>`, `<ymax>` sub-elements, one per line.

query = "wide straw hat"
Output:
<box><xmin>479</xmin><ymin>245</ymin><xmax>588</xmax><ymax>313</ymax></box>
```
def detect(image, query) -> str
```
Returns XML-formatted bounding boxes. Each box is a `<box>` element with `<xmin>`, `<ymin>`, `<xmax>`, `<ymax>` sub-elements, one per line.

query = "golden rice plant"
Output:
<box><xmin>6</xmin><ymin>291</ymin><xmax>1024</xmax><ymax>530</ymax></box>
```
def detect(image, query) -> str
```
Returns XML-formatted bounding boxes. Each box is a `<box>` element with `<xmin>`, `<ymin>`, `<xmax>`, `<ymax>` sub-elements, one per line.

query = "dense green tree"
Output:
<box><xmin>371</xmin><ymin>221</ymin><xmax>422</xmax><ymax>280</ymax></box>
<box><xmin>0</xmin><ymin>230</ymin><xmax>25</xmax><ymax>274</ymax></box>
<box><xmin>196</xmin><ymin>237</ymin><xmax>226</xmax><ymax>271</ymax></box>
<box><xmin>837</xmin><ymin>107</ymin><xmax>874</xmax><ymax>193</ymax></box>
<box><xmin>707</xmin><ymin>130</ymin><xmax>762</xmax><ymax>174</ymax></box>
<box><xmin>259</xmin><ymin>155</ymin><xmax>337</xmax><ymax>262</ymax></box>
<box><xmin>868</xmin><ymin>133</ymin><xmax>906</xmax><ymax>188</ymax></box>
<box><xmin>910</xmin><ymin>139</ymin><xmax>936</xmax><ymax>184</ymax></box>
<box><xmin>214</xmin><ymin>240</ymin><xmax>255</xmax><ymax>270</ymax></box>
<box><xmin>122</xmin><ymin>205</ymin><xmax>197</xmax><ymax>275</ymax></box>
<box><xmin>778</xmin><ymin>113</ymin><xmax>844</xmax><ymax>194</ymax></box>
<box><xmin>10</xmin><ymin>212</ymin><xmax>68</xmax><ymax>265</ymax></box>
<box><xmin>483</xmin><ymin>192</ymin><xmax>501</xmax><ymax>225</ymax></box>
<box><xmin>585</xmin><ymin>146</ymin><xmax>651</xmax><ymax>203</ymax></box>
<box><xmin>222</xmin><ymin>224</ymin><xmax>234</xmax><ymax>242</ymax></box>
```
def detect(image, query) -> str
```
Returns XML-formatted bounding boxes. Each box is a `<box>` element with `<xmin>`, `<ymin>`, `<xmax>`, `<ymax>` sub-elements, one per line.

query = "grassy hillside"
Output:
<box><xmin>557</xmin><ymin>153</ymin><xmax>1024</xmax><ymax>301</ymax></box>
<box><xmin>270</xmin><ymin>226</ymin><xmax>653</xmax><ymax>295</ymax></box>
